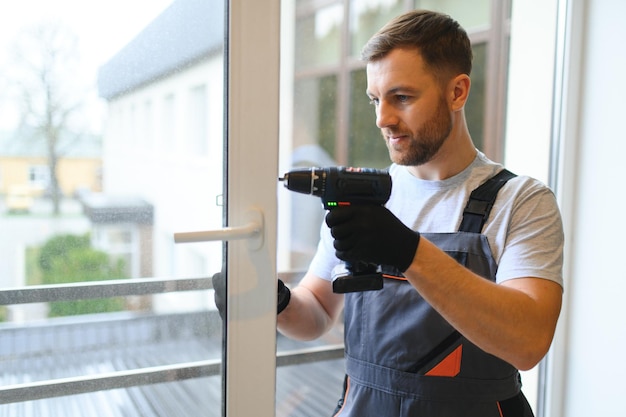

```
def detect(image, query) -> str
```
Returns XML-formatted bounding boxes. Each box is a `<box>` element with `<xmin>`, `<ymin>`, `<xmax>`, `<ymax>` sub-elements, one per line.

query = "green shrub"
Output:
<box><xmin>38</xmin><ymin>233</ymin><xmax>127</xmax><ymax>317</ymax></box>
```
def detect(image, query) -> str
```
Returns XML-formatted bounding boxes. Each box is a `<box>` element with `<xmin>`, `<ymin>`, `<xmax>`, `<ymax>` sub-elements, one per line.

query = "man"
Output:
<box><xmin>276</xmin><ymin>9</ymin><xmax>563</xmax><ymax>417</ymax></box>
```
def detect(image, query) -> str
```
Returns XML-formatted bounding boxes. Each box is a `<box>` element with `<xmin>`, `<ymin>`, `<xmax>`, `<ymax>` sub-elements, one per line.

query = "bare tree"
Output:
<box><xmin>8</xmin><ymin>21</ymin><xmax>86</xmax><ymax>215</ymax></box>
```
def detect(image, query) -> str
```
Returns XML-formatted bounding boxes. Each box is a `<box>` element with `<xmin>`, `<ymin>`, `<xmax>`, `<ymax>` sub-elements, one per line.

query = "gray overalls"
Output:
<box><xmin>333</xmin><ymin>170</ymin><xmax>534</xmax><ymax>417</ymax></box>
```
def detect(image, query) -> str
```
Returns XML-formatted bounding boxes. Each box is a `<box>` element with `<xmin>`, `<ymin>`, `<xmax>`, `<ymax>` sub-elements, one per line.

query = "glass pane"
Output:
<box><xmin>295</xmin><ymin>3</ymin><xmax>344</xmax><ymax>70</ymax></box>
<box><xmin>279</xmin><ymin>2</ymin><xmax>347</xmax><ymax>416</ymax></box>
<box><xmin>281</xmin><ymin>0</ymin><xmax>516</xmax><ymax>413</ymax></box>
<box><xmin>286</xmin><ymin>73</ymin><xmax>340</xmax><ymax>275</ymax></box>
<box><xmin>416</xmin><ymin>0</ymin><xmax>491</xmax><ymax>29</ymax></box>
<box><xmin>293</xmin><ymin>75</ymin><xmax>338</xmax><ymax>170</ymax></box>
<box><xmin>0</xmin><ymin>1</ymin><xmax>225</xmax><ymax>415</ymax></box>
<box><xmin>349</xmin><ymin>0</ymin><xmax>404</xmax><ymax>57</ymax></box>
<box><xmin>278</xmin><ymin>72</ymin><xmax>347</xmax><ymax>415</ymax></box>
<box><xmin>465</xmin><ymin>42</ymin><xmax>487</xmax><ymax>152</ymax></box>
<box><xmin>348</xmin><ymin>69</ymin><xmax>389</xmax><ymax>168</ymax></box>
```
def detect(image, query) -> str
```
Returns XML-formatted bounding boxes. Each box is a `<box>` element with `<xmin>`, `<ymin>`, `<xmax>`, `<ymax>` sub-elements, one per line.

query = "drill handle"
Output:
<box><xmin>332</xmin><ymin>261</ymin><xmax>384</xmax><ymax>293</ymax></box>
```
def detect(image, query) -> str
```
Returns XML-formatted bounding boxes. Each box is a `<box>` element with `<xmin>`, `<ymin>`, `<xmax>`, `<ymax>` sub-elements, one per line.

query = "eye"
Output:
<box><xmin>368</xmin><ymin>97</ymin><xmax>379</xmax><ymax>106</ymax></box>
<box><xmin>396</xmin><ymin>94</ymin><xmax>410</xmax><ymax>103</ymax></box>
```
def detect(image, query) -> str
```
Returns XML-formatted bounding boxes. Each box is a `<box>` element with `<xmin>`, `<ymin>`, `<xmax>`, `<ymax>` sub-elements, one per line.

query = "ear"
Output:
<box><xmin>448</xmin><ymin>74</ymin><xmax>471</xmax><ymax>111</ymax></box>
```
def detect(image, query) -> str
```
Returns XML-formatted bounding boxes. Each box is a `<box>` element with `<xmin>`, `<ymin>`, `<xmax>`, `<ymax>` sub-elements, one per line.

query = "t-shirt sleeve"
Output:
<box><xmin>496</xmin><ymin>182</ymin><xmax>564</xmax><ymax>288</ymax></box>
<box><xmin>308</xmin><ymin>222</ymin><xmax>341</xmax><ymax>281</ymax></box>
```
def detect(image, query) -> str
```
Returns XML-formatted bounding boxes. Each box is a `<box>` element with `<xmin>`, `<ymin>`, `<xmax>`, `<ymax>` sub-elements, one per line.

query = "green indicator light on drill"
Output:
<box><xmin>327</xmin><ymin>202</ymin><xmax>338</xmax><ymax>207</ymax></box>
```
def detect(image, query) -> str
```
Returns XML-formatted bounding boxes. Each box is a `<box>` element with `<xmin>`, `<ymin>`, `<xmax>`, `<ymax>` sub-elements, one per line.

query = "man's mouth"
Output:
<box><xmin>386</xmin><ymin>133</ymin><xmax>408</xmax><ymax>146</ymax></box>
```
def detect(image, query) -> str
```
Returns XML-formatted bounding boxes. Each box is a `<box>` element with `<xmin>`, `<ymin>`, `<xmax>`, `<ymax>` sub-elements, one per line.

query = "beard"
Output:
<box><xmin>384</xmin><ymin>98</ymin><xmax>453</xmax><ymax>166</ymax></box>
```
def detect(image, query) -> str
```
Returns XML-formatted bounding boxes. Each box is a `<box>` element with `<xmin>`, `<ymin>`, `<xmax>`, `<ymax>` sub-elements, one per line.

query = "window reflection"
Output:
<box><xmin>295</xmin><ymin>3</ymin><xmax>343</xmax><ymax>70</ymax></box>
<box><xmin>348</xmin><ymin>69</ymin><xmax>388</xmax><ymax>168</ymax></box>
<box><xmin>465</xmin><ymin>42</ymin><xmax>487</xmax><ymax>151</ymax></box>
<box><xmin>293</xmin><ymin>76</ymin><xmax>338</xmax><ymax>162</ymax></box>
<box><xmin>349</xmin><ymin>0</ymin><xmax>404</xmax><ymax>58</ymax></box>
<box><xmin>416</xmin><ymin>0</ymin><xmax>491</xmax><ymax>30</ymax></box>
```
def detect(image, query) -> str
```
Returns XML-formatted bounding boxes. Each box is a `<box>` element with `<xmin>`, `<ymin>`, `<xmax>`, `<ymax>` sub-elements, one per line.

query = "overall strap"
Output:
<box><xmin>458</xmin><ymin>169</ymin><xmax>517</xmax><ymax>233</ymax></box>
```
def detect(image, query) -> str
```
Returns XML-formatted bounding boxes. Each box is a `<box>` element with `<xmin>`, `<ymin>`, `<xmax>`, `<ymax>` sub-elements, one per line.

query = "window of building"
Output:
<box><xmin>28</xmin><ymin>165</ymin><xmax>50</xmax><ymax>188</ymax></box>
<box><xmin>187</xmin><ymin>84</ymin><xmax>209</xmax><ymax>156</ymax></box>
<box><xmin>142</xmin><ymin>99</ymin><xmax>154</xmax><ymax>151</ymax></box>
<box><xmin>162</xmin><ymin>93</ymin><xmax>176</xmax><ymax>153</ymax></box>
<box><xmin>92</xmin><ymin>225</ymin><xmax>137</xmax><ymax>275</ymax></box>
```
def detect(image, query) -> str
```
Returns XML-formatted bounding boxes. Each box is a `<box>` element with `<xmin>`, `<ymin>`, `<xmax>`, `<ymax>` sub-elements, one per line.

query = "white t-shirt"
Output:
<box><xmin>309</xmin><ymin>152</ymin><xmax>564</xmax><ymax>287</ymax></box>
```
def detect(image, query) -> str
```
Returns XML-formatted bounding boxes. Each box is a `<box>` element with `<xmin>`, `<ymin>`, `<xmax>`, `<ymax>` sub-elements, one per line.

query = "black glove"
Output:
<box><xmin>276</xmin><ymin>279</ymin><xmax>291</xmax><ymax>314</ymax></box>
<box><xmin>212</xmin><ymin>272</ymin><xmax>226</xmax><ymax>320</ymax></box>
<box><xmin>325</xmin><ymin>206</ymin><xmax>420</xmax><ymax>272</ymax></box>
<box><xmin>211</xmin><ymin>272</ymin><xmax>291</xmax><ymax>320</ymax></box>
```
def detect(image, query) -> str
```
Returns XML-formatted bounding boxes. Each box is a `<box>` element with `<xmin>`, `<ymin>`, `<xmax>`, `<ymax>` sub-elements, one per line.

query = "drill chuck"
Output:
<box><xmin>279</xmin><ymin>168</ymin><xmax>324</xmax><ymax>196</ymax></box>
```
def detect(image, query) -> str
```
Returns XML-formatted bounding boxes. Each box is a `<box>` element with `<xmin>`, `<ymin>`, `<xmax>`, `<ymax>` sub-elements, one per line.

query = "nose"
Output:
<box><xmin>375</xmin><ymin>101</ymin><xmax>398</xmax><ymax>129</ymax></box>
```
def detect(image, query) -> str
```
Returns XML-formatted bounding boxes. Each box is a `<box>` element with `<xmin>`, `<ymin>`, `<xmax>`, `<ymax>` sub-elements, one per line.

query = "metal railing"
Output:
<box><xmin>0</xmin><ymin>276</ymin><xmax>213</xmax><ymax>305</ymax></box>
<box><xmin>0</xmin><ymin>277</ymin><xmax>344</xmax><ymax>405</ymax></box>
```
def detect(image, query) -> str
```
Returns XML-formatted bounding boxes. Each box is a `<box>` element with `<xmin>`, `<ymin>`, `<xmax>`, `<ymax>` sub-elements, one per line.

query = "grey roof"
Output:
<box><xmin>79</xmin><ymin>192</ymin><xmax>154</xmax><ymax>225</ymax></box>
<box><xmin>0</xmin><ymin>311</ymin><xmax>346</xmax><ymax>416</ymax></box>
<box><xmin>97</xmin><ymin>0</ymin><xmax>224</xmax><ymax>100</ymax></box>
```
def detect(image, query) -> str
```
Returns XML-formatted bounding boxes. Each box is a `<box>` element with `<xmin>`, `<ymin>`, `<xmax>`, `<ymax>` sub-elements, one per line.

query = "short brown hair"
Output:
<box><xmin>361</xmin><ymin>10</ymin><xmax>472</xmax><ymax>81</ymax></box>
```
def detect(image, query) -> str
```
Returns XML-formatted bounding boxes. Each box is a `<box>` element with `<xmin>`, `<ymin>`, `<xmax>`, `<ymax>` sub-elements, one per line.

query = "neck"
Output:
<box><xmin>406</xmin><ymin>118</ymin><xmax>477</xmax><ymax>181</ymax></box>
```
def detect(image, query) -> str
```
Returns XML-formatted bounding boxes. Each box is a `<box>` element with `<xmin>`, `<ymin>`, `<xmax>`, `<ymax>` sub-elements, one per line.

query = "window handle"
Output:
<box><xmin>173</xmin><ymin>208</ymin><xmax>264</xmax><ymax>250</ymax></box>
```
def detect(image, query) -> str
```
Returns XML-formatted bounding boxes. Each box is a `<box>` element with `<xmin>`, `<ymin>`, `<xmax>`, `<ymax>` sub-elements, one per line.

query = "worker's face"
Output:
<box><xmin>366</xmin><ymin>48</ymin><xmax>452</xmax><ymax>166</ymax></box>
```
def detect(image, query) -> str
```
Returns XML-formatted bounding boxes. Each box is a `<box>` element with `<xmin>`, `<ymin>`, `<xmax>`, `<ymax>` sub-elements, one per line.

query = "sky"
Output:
<box><xmin>0</xmin><ymin>0</ymin><xmax>174</xmax><ymax>132</ymax></box>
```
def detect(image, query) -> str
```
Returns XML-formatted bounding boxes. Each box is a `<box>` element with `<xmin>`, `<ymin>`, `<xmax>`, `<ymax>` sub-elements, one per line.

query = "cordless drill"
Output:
<box><xmin>279</xmin><ymin>166</ymin><xmax>392</xmax><ymax>293</ymax></box>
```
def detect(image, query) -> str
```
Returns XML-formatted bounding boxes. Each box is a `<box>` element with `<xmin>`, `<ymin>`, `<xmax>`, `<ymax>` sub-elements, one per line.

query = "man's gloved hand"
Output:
<box><xmin>276</xmin><ymin>279</ymin><xmax>291</xmax><ymax>314</ymax></box>
<box><xmin>211</xmin><ymin>272</ymin><xmax>291</xmax><ymax>320</ymax></box>
<box><xmin>325</xmin><ymin>206</ymin><xmax>420</xmax><ymax>272</ymax></box>
<box><xmin>212</xmin><ymin>272</ymin><xmax>227</xmax><ymax>320</ymax></box>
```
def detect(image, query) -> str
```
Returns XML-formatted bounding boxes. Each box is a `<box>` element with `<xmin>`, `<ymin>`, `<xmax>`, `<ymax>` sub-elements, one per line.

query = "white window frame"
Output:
<box><xmin>222</xmin><ymin>1</ymin><xmax>281</xmax><ymax>415</ymax></box>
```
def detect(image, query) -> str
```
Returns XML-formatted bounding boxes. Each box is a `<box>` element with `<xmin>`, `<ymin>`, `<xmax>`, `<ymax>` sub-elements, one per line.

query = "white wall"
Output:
<box><xmin>554</xmin><ymin>0</ymin><xmax>626</xmax><ymax>415</ymax></box>
<box><xmin>506</xmin><ymin>0</ymin><xmax>626</xmax><ymax>415</ymax></box>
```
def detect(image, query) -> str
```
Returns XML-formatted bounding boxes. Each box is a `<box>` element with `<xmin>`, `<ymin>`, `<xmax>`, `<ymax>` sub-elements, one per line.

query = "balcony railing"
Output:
<box><xmin>0</xmin><ymin>277</ymin><xmax>344</xmax><ymax>405</ymax></box>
